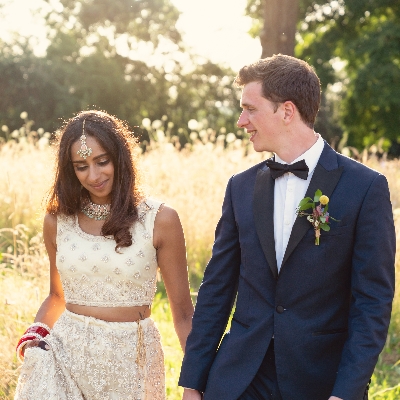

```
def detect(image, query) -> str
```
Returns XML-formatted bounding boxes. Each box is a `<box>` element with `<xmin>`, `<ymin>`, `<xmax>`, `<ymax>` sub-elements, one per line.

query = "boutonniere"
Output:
<box><xmin>296</xmin><ymin>189</ymin><xmax>339</xmax><ymax>245</ymax></box>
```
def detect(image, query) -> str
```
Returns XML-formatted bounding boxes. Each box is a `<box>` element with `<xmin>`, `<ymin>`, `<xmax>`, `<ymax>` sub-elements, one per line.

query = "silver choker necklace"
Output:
<box><xmin>81</xmin><ymin>199</ymin><xmax>111</xmax><ymax>220</ymax></box>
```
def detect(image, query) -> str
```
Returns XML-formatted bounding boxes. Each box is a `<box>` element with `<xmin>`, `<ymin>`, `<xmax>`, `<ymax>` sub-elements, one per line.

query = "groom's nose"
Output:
<box><xmin>237</xmin><ymin>110</ymin><xmax>248</xmax><ymax>128</ymax></box>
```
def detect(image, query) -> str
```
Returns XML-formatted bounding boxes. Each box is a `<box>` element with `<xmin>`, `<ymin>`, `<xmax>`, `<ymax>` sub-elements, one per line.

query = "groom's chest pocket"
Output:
<box><xmin>304</xmin><ymin>223</ymin><xmax>350</xmax><ymax>240</ymax></box>
<box><xmin>301</xmin><ymin>223</ymin><xmax>354</xmax><ymax>265</ymax></box>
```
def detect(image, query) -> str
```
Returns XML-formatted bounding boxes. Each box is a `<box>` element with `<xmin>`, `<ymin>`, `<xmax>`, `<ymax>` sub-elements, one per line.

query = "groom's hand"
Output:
<box><xmin>329</xmin><ymin>397</ymin><xmax>343</xmax><ymax>400</ymax></box>
<box><xmin>182</xmin><ymin>388</ymin><xmax>202</xmax><ymax>399</ymax></box>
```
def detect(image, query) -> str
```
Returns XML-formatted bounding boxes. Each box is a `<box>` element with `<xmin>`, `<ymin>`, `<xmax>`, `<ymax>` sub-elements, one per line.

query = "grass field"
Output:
<box><xmin>0</xmin><ymin>137</ymin><xmax>399</xmax><ymax>399</ymax></box>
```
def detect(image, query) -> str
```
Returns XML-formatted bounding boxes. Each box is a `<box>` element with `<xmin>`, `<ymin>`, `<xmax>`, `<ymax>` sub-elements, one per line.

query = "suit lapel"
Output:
<box><xmin>253</xmin><ymin>165</ymin><xmax>278</xmax><ymax>279</ymax></box>
<box><xmin>281</xmin><ymin>144</ymin><xmax>343</xmax><ymax>268</ymax></box>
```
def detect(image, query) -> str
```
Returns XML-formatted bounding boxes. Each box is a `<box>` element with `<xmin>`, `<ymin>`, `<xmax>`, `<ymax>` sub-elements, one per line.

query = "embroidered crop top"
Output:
<box><xmin>56</xmin><ymin>199</ymin><xmax>162</xmax><ymax>307</ymax></box>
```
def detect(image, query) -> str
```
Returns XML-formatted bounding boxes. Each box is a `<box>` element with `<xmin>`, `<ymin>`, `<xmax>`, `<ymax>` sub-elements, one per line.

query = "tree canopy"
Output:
<box><xmin>246</xmin><ymin>0</ymin><xmax>400</xmax><ymax>153</ymax></box>
<box><xmin>2</xmin><ymin>0</ymin><xmax>399</xmax><ymax>153</ymax></box>
<box><xmin>0</xmin><ymin>0</ymin><xmax>240</xmax><ymax>144</ymax></box>
<box><xmin>298</xmin><ymin>0</ymin><xmax>400</xmax><ymax>151</ymax></box>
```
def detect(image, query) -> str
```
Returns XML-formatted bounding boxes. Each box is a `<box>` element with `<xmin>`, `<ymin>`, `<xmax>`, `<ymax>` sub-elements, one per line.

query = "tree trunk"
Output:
<box><xmin>260</xmin><ymin>0</ymin><xmax>300</xmax><ymax>57</ymax></box>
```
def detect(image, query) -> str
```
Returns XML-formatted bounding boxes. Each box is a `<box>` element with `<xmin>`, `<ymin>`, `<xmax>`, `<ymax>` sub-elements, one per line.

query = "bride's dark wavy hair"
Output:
<box><xmin>46</xmin><ymin>110</ymin><xmax>144</xmax><ymax>250</ymax></box>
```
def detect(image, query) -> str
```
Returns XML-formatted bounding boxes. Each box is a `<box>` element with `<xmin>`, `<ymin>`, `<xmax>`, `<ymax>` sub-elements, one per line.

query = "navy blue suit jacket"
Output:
<box><xmin>179</xmin><ymin>143</ymin><xmax>396</xmax><ymax>400</ymax></box>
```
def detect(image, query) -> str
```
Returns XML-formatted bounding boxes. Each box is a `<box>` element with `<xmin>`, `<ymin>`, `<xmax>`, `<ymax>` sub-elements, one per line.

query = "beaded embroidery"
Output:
<box><xmin>56</xmin><ymin>200</ymin><xmax>161</xmax><ymax>307</ymax></box>
<box><xmin>15</xmin><ymin>312</ymin><xmax>165</xmax><ymax>399</ymax></box>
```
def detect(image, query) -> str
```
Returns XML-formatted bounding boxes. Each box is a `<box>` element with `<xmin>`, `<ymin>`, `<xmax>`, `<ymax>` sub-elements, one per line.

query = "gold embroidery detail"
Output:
<box><xmin>15</xmin><ymin>313</ymin><xmax>165</xmax><ymax>399</ymax></box>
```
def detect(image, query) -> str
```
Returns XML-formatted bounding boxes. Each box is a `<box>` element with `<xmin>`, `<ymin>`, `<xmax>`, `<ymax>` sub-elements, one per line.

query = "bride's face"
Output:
<box><xmin>70</xmin><ymin>135</ymin><xmax>114</xmax><ymax>204</ymax></box>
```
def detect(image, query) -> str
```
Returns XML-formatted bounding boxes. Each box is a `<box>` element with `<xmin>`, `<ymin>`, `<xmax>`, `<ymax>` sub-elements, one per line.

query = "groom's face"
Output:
<box><xmin>237</xmin><ymin>81</ymin><xmax>284</xmax><ymax>153</ymax></box>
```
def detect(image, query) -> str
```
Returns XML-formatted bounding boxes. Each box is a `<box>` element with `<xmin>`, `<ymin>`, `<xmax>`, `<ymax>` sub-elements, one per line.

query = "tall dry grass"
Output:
<box><xmin>0</xmin><ymin>138</ymin><xmax>399</xmax><ymax>399</ymax></box>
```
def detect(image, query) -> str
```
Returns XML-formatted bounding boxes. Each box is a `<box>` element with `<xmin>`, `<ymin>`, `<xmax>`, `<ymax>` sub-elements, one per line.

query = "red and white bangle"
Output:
<box><xmin>24</xmin><ymin>326</ymin><xmax>50</xmax><ymax>338</ymax></box>
<box><xmin>29</xmin><ymin>322</ymin><xmax>51</xmax><ymax>333</ymax></box>
<box><xmin>16</xmin><ymin>339</ymin><xmax>35</xmax><ymax>362</ymax></box>
<box><xmin>16</xmin><ymin>322</ymin><xmax>51</xmax><ymax>362</ymax></box>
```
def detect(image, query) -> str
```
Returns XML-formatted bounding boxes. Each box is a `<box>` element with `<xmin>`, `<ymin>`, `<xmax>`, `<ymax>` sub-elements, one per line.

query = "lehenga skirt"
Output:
<box><xmin>15</xmin><ymin>310</ymin><xmax>165</xmax><ymax>400</ymax></box>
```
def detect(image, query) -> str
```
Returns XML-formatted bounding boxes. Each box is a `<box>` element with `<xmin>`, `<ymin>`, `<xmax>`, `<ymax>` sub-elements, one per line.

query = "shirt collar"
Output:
<box><xmin>275</xmin><ymin>133</ymin><xmax>324</xmax><ymax>175</ymax></box>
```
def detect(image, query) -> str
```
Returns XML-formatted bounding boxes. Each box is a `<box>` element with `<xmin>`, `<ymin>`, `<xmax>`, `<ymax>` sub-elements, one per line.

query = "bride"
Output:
<box><xmin>15</xmin><ymin>110</ymin><xmax>194</xmax><ymax>399</ymax></box>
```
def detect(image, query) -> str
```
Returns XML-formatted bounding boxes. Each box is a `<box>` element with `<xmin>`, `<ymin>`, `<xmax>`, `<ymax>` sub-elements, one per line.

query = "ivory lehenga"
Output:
<box><xmin>15</xmin><ymin>199</ymin><xmax>165</xmax><ymax>400</ymax></box>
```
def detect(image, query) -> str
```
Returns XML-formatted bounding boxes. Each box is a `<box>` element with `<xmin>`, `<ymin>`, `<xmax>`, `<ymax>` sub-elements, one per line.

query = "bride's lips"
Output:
<box><xmin>90</xmin><ymin>180</ymin><xmax>108</xmax><ymax>190</ymax></box>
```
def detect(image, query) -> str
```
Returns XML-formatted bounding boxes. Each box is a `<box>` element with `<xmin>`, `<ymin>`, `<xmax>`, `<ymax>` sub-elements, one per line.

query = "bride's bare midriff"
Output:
<box><xmin>66</xmin><ymin>304</ymin><xmax>151</xmax><ymax>322</ymax></box>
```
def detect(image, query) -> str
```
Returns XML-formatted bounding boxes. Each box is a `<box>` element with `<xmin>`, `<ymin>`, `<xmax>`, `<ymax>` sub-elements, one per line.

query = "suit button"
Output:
<box><xmin>276</xmin><ymin>305</ymin><xmax>285</xmax><ymax>314</ymax></box>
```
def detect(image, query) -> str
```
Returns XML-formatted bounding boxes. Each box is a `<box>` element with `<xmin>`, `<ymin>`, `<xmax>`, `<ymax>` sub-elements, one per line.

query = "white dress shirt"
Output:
<box><xmin>273</xmin><ymin>134</ymin><xmax>324</xmax><ymax>271</ymax></box>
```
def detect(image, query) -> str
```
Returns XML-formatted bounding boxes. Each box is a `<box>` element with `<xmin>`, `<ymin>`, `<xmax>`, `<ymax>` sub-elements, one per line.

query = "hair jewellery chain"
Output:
<box><xmin>77</xmin><ymin>119</ymin><xmax>93</xmax><ymax>159</ymax></box>
<box><xmin>78</xmin><ymin>119</ymin><xmax>111</xmax><ymax>220</ymax></box>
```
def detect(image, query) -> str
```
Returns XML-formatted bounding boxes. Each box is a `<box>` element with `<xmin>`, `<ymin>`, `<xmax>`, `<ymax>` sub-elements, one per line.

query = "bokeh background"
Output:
<box><xmin>0</xmin><ymin>0</ymin><xmax>399</xmax><ymax>398</ymax></box>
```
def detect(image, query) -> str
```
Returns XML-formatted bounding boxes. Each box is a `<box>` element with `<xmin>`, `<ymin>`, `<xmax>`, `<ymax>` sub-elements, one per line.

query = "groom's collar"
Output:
<box><xmin>318</xmin><ymin>140</ymin><xmax>340</xmax><ymax>171</ymax></box>
<box><xmin>274</xmin><ymin>133</ymin><xmax>324</xmax><ymax>176</ymax></box>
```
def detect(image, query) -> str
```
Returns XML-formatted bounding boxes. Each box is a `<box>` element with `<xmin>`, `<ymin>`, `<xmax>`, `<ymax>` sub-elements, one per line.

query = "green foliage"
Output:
<box><xmin>245</xmin><ymin>0</ymin><xmax>263</xmax><ymax>38</ymax></box>
<box><xmin>297</xmin><ymin>0</ymin><xmax>400</xmax><ymax>152</ymax></box>
<box><xmin>314</xmin><ymin>189</ymin><xmax>323</xmax><ymax>202</ymax></box>
<box><xmin>370</xmin><ymin>358</ymin><xmax>400</xmax><ymax>399</ymax></box>
<box><xmin>0</xmin><ymin>0</ymin><xmax>240</xmax><ymax>141</ymax></box>
<box><xmin>151</xmin><ymin>294</ymin><xmax>185</xmax><ymax>399</ymax></box>
<box><xmin>245</xmin><ymin>0</ymin><xmax>400</xmax><ymax>154</ymax></box>
<box><xmin>297</xmin><ymin>196</ymin><xmax>314</xmax><ymax>211</ymax></box>
<box><xmin>49</xmin><ymin>0</ymin><xmax>182</xmax><ymax>48</ymax></box>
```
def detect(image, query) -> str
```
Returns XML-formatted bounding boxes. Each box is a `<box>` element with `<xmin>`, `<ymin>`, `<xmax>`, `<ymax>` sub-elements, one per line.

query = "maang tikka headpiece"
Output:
<box><xmin>77</xmin><ymin>119</ymin><xmax>93</xmax><ymax>159</ymax></box>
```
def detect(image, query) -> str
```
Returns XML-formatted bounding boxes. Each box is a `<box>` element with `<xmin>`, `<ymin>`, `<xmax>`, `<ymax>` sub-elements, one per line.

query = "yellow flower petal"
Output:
<box><xmin>319</xmin><ymin>195</ymin><xmax>329</xmax><ymax>205</ymax></box>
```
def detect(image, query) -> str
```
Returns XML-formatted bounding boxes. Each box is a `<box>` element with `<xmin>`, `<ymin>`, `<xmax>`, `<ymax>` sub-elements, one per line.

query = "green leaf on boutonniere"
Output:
<box><xmin>296</xmin><ymin>189</ymin><xmax>339</xmax><ymax>245</ymax></box>
<box><xmin>298</xmin><ymin>197</ymin><xmax>313</xmax><ymax>211</ymax></box>
<box><xmin>298</xmin><ymin>197</ymin><xmax>313</xmax><ymax>206</ymax></box>
<box><xmin>314</xmin><ymin>189</ymin><xmax>322</xmax><ymax>202</ymax></box>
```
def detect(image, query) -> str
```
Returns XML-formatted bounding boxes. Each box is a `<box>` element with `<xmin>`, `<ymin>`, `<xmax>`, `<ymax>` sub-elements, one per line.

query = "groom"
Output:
<box><xmin>179</xmin><ymin>55</ymin><xmax>396</xmax><ymax>400</ymax></box>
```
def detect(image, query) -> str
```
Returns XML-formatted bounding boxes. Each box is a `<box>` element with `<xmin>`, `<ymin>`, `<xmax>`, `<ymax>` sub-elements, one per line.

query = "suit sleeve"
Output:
<box><xmin>332</xmin><ymin>174</ymin><xmax>396</xmax><ymax>399</ymax></box>
<box><xmin>179</xmin><ymin>177</ymin><xmax>241</xmax><ymax>392</ymax></box>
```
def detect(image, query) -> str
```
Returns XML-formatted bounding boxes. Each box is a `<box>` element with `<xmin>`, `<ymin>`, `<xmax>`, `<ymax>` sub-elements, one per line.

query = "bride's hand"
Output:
<box><xmin>20</xmin><ymin>339</ymin><xmax>40</xmax><ymax>356</ymax></box>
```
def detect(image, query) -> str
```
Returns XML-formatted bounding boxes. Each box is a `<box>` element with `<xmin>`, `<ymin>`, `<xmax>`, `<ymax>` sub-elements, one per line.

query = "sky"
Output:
<box><xmin>172</xmin><ymin>0</ymin><xmax>261</xmax><ymax>70</ymax></box>
<box><xmin>0</xmin><ymin>0</ymin><xmax>261</xmax><ymax>71</ymax></box>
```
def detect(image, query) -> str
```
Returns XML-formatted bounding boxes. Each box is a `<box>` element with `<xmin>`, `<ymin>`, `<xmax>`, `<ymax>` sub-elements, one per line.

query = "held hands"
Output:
<box><xmin>182</xmin><ymin>388</ymin><xmax>202</xmax><ymax>400</ymax></box>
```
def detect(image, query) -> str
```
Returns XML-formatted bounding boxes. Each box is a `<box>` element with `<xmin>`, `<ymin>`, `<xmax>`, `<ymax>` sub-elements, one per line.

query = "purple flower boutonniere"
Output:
<box><xmin>296</xmin><ymin>189</ymin><xmax>339</xmax><ymax>245</ymax></box>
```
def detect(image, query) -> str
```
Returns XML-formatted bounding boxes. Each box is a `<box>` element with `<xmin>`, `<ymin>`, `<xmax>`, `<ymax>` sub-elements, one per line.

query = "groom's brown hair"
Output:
<box><xmin>234</xmin><ymin>54</ymin><xmax>321</xmax><ymax>129</ymax></box>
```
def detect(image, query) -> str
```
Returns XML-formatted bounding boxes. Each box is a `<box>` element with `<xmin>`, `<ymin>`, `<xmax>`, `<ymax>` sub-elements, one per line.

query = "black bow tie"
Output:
<box><xmin>266</xmin><ymin>158</ymin><xmax>309</xmax><ymax>180</ymax></box>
